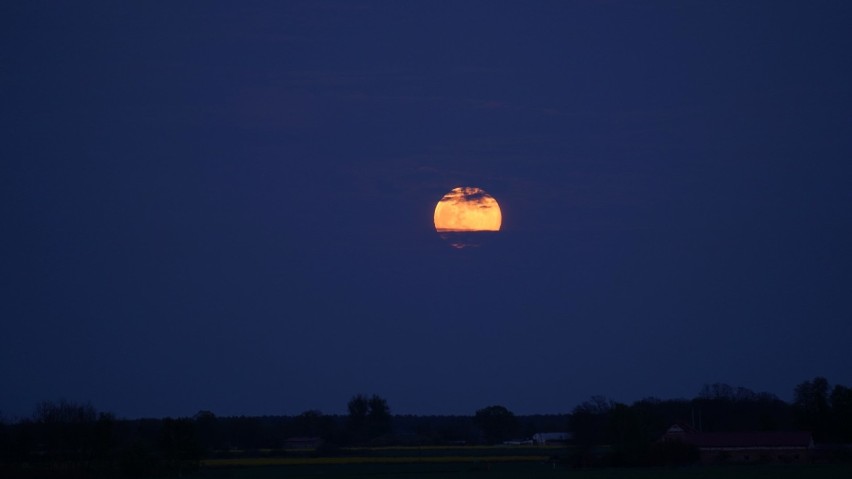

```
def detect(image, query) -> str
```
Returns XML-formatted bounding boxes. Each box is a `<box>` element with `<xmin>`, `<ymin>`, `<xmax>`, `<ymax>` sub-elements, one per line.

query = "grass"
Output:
<box><xmin>193</xmin><ymin>463</ymin><xmax>852</xmax><ymax>479</ymax></box>
<box><xmin>195</xmin><ymin>445</ymin><xmax>852</xmax><ymax>479</ymax></box>
<box><xmin>203</xmin><ymin>445</ymin><xmax>560</xmax><ymax>465</ymax></box>
<box><xmin>203</xmin><ymin>455</ymin><xmax>549</xmax><ymax>466</ymax></box>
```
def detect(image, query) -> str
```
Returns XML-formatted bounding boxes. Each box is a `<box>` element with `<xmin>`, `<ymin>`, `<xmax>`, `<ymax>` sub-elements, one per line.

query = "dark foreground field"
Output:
<box><xmin>194</xmin><ymin>463</ymin><xmax>852</xmax><ymax>479</ymax></box>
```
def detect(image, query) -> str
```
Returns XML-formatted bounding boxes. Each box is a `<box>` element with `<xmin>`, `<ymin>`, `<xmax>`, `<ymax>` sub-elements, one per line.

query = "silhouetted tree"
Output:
<box><xmin>830</xmin><ymin>384</ymin><xmax>852</xmax><ymax>442</ymax></box>
<box><xmin>431</xmin><ymin>415</ymin><xmax>477</xmax><ymax>444</ymax></box>
<box><xmin>222</xmin><ymin>415</ymin><xmax>272</xmax><ymax>450</ymax></box>
<box><xmin>7</xmin><ymin>420</ymin><xmax>35</xmax><ymax>467</ymax></box>
<box><xmin>347</xmin><ymin>394</ymin><xmax>369</xmax><ymax>442</ymax></box>
<box><xmin>368</xmin><ymin>395</ymin><xmax>392</xmax><ymax>438</ymax></box>
<box><xmin>194</xmin><ymin>410</ymin><xmax>218</xmax><ymax>453</ymax></box>
<box><xmin>92</xmin><ymin>412</ymin><xmax>117</xmax><ymax>464</ymax></box>
<box><xmin>347</xmin><ymin>394</ymin><xmax>392</xmax><ymax>444</ymax></box>
<box><xmin>294</xmin><ymin>409</ymin><xmax>334</xmax><ymax>440</ymax></box>
<box><xmin>692</xmin><ymin>384</ymin><xmax>792</xmax><ymax>432</ymax></box>
<box><xmin>473</xmin><ymin>405</ymin><xmax>518</xmax><ymax>444</ymax></box>
<box><xmin>699</xmin><ymin>383</ymin><xmax>736</xmax><ymax>400</ymax></box>
<box><xmin>159</xmin><ymin>418</ymin><xmax>201</xmax><ymax>475</ymax></box>
<box><xmin>630</xmin><ymin>397</ymin><xmax>689</xmax><ymax>439</ymax></box>
<box><xmin>607</xmin><ymin>403</ymin><xmax>646</xmax><ymax>443</ymax></box>
<box><xmin>570</xmin><ymin>396</ymin><xmax>612</xmax><ymax>446</ymax></box>
<box><xmin>120</xmin><ymin>438</ymin><xmax>157</xmax><ymax>477</ymax></box>
<box><xmin>605</xmin><ymin>402</ymin><xmax>654</xmax><ymax>466</ymax></box>
<box><xmin>33</xmin><ymin>399</ymin><xmax>98</xmax><ymax>465</ymax></box>
<box><xmin>793</xmin><ymin>377</ymin><xmax>831</xmax><ymax>440</ymax></box>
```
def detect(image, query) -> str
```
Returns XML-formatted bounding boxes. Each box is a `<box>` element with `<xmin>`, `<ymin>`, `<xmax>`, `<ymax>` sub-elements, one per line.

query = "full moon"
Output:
<box><xmin>434</xmin><ymin>187</ymin><xmax>502</xmax><ymax>232</ymax></box>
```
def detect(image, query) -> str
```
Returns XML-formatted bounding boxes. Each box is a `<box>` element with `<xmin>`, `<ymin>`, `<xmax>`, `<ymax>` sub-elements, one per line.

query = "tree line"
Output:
<box><xmin>566</xmin><ymin>377</ymin><xmax>852</xmax><ymax>466</ymax></box>
<box><xmin>2</xmin><ymin>377</ymin><xmax>851</xmax><ymax>476</ymax></box>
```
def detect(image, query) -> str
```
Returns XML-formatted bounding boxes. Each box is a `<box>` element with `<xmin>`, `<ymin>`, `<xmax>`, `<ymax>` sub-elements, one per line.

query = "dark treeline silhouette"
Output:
<box><xmin>2</xmin><ymin>378</ymin><xmax>852</xmax><ymax>477</ymax></box>
<box><xmin>473</xmin><ymin>405</ymin><xmax>519</xmax><ymax>444</ymax></box>
<box><xmin>568</xmin><ymin>377</ymin><xmax>852</xmax><ymax>467</ymax></box>
<box><xmin>0</xmin><ymin>400</ymin><xmax>203</xmax><ymax>478</ymax></box>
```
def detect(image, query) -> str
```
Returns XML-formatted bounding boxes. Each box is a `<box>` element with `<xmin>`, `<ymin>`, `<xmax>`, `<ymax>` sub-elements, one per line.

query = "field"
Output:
<box><xmin>192</xmin><ymin>446</ymin><xmax>852</xmax><ymax>479</ymax></box>
<box><xmin>194</xmin><ymin>463</ymin><xmax>852</xmax><ymax>479</ymax></box>
<box><xmin>201</xmin><ymin>445</ymin><xmax>556</xmax><ymax>467</ymax></box>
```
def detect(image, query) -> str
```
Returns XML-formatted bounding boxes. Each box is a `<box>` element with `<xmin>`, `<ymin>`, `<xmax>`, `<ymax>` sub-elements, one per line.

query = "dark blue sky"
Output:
<box><xmin>2</xmin><ymin>1</ymin><xmax>851</xmax><ymax>419</ymax></box>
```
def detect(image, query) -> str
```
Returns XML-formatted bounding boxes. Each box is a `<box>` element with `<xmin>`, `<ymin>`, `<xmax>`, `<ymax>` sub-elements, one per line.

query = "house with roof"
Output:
<box><xmin>532</xmin><ymin>432</ymin><xmax>572</xmax><ymax>445</ymax></box>
<box><xmin>660</xmin><ymin>424</ymin><xmax>814</xmax><ymax>464</ymax></box>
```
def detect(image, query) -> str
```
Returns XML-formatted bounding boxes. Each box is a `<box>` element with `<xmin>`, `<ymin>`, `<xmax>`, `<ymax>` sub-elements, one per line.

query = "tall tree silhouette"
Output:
<box><xmin>474</xmin><ymin>405</ymin><xmax>517</xmax><ymax>444</ymax></box>
<box><xmin>793</xmin><ymin>377</ymin><xmax>831</xmax><ymax>439</ymax></box>
<box><xmin>830</xmin><ymin>384</ymin><xmax>852</xmax><ymax>442</ymax></box>
<box><xmin>346</xmin><ymin>394</ymin><xmax>391</xmax><ymax>443</ymax></box>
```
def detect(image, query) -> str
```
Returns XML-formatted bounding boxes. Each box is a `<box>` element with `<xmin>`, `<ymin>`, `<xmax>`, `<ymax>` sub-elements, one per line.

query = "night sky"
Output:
<box><xmin>2</xmin><ymin>1</ymin><xmax>851</xmax><ymax>420</ymax></box>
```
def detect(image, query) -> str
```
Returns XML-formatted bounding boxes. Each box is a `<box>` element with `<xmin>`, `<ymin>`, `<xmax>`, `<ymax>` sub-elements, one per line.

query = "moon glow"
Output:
<box><xmin>434</xmin><ymin>187</ymin><xmax>501</xmax><ymax>248</ymax></box>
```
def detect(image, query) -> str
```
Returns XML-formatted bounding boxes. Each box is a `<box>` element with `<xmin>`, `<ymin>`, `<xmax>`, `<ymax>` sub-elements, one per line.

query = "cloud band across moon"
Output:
<box><xmin>433</xmin><ymin>187</ymin><xmax>502</xmax><ymax>233</ymax></box>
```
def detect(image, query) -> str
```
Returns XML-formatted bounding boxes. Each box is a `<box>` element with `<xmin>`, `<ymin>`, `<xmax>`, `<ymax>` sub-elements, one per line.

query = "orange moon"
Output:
<box><xmin>433</xmin><ymin>187</ymin><xmax>502</xmax><ymax>232</ymax></box>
